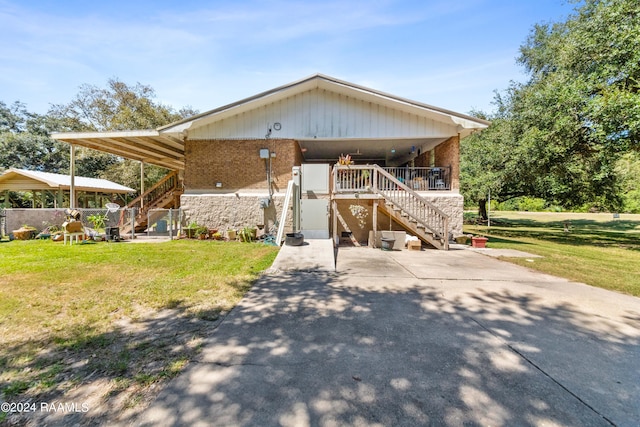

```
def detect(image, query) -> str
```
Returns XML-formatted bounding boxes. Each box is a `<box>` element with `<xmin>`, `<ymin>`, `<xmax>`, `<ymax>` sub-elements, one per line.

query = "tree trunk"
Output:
<box><xmin>478</xmin><ymin>198</ymin><xmax>488</xmax><ymax>220</ymax></box>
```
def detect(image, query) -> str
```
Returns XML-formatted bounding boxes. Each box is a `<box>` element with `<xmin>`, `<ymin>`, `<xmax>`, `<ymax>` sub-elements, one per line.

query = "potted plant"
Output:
<box><xmin>195</xmin><ymin>226</ymin><xmax>209</xmax><ymax>240</ymax></box>
<box><xmin>87</xmin><ymin>214</ymin><xmax>107</xmax><ymax>241</ymax></box>
<box><xmin>227</xmin><ymin>229</ymin><xmax>237</xmax><ymax>241</ymax></box>
<box><xmin>238</xmin><ymin>226</ymin><xmax>256</xmax><ymax>243</ymax></box>
<box><xmin>184</xmin><ymin>221</ymin><xmax>199</xmax><ymax>238</ymax></box>
<box><xmin>471</xmin><ymin>235</ymin><xmax>488</xmax><ymax>248</ymax></box>
<box><xmin>13</xmin><ymin>225</ymin><xmax>37</xmax><ymax>240</ymax></box>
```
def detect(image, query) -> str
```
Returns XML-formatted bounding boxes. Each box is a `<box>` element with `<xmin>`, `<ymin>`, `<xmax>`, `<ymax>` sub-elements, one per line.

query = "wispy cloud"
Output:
<box><xmin>0</xmin><ymin>0</ymin><xmax>575</xmax><ymax>115</ymax></box>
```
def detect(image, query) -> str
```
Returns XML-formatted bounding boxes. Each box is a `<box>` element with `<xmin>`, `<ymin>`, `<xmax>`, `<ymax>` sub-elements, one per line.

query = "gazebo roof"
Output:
<box><xmin>0</xmin><ymin>168</ymin><xmax>135</xmax><ymax>193</ymax></box>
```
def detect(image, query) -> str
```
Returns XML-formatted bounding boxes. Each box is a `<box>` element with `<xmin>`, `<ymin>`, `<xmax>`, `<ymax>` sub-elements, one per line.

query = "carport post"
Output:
<box><xmin>140</xmin><ymin>161</ymin><xmax>145</xmax><ymax>209</ymax></box>
<box><xmin>70</xmin><ymin>144</ymin><xmax>76</xmax><ymax>208</ymax></box>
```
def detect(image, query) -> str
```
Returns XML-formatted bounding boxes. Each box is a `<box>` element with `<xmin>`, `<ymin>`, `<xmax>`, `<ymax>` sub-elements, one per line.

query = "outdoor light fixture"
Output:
<box><xmin>391</xmin><ymin>148</ymin><xmax>396</xmax><ymax>154</ymax></box>
<box><xmin>216</xmin><ymin>182</ymin><xmax>223</xmax><ymax>188</ymax></box>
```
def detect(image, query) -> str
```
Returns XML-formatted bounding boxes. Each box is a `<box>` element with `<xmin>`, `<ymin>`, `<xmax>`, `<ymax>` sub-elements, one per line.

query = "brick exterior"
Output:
<box><xmin>184</xmin><ymin>139</ymin><xmax>303</xmax><ymax>192</ymax></box>
<box><xmin>411</xmin><ymin>136</ymin><xmax>460</xmax><ymax>191</ymax></box>
<box><xmin>434</xmin><ymin>135</ymin><xmax>460</xmax><ymax>190</ymax></box>
<box><xmin>413</xmin><ymin>149</ymin><xmax>431</xmax><ymax>168</ymax></box>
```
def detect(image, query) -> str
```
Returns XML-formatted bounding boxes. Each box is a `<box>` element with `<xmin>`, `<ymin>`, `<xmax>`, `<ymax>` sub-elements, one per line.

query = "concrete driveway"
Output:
<box><xmin>138</xmin><ymin>247</ymin><xmax>640</xmax><ymax>426</ymax></box>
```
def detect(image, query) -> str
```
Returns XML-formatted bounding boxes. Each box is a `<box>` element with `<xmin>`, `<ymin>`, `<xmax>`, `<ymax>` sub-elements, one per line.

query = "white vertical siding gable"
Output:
<box><xmin>188</xmin><ymin>88</ymin><xmax>459</xmax><ymax>140</ymax></box>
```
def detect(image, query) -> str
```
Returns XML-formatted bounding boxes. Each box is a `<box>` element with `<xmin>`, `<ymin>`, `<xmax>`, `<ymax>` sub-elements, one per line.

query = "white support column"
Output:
<box><xmin>373</xmin><ymin>200</ymin><xmax>378</xmax><ymax>248</ymax></box>
<box><xmin>332</xmin><ymin>199</ymin><xmax>338</xmax><ymax>247</ymax></box>
<box><xmin>140</xmin><ymin>161</ymin><xmax>145</xmax><ymax>209</ymax></box>
<box><xmin>70</xmin><ymin>144</ymin><xmax>76</xmax><ymax>208</ymax></box>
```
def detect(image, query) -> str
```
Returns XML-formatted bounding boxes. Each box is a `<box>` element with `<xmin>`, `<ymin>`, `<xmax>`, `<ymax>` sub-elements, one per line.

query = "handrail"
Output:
<box><xmin>276</xmin><ymin>180</ymin><xmax>294</xmax><ymax>246</ymax></box>
<box><xmin>373</xmin><ymin>166</ymin><xmax>449</xmax><ymax>246</ymax></box>
<box><xmin>383</xmin><ymin>167</ymin><xmax>450</xmax><ymax>190</ymax></box>
<box><xmin>127</xmin><ymin>170</ymin><xmax>180</xmax><ymax>212</ymax></box>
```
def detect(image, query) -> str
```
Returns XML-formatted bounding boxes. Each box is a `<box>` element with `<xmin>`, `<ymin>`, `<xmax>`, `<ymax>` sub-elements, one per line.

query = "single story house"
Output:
<box><xmin>53</xmin><ymin>74</ymin><xmax>489</xmax><ymax>248</ymax></box>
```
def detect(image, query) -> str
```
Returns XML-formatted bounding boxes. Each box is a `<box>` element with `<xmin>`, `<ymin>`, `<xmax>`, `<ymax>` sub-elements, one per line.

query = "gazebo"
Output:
<box><xmin>0</xmin><ymin>168</ymin><xmax>135</xmax><ymax>208</ymax></box>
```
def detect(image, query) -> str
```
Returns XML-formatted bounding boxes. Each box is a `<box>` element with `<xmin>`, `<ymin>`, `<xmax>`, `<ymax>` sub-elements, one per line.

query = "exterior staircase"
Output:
<box><xmin>333</xmin><ymin>164</ymin><xmax>450</xmax><ymax>250</ymax></box>
<box><xmin>121</xmin><ymin>171</ymin><xmax>182</xmax><ymax>234</ymax></box>
<box><xmin>372</xmin><ymin>166</ymin><xmax>449</xmax><ymax>250</ymax></box>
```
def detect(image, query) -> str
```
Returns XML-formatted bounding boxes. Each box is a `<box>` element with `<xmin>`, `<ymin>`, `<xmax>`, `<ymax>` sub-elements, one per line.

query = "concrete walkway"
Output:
<box><xmin>267</xmin><ymin>239</ymin><xmax>336</xmax><ymax>273</ymax></box>
<box><xmin>138</xmin><ymin>247</ymin><xmax>640</xmax><ymax>427</ymax></box>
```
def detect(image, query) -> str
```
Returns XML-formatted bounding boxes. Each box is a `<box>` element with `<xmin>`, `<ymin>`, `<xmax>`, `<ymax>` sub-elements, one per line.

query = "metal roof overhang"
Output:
<box><xmin>51</xmin><ymin>130</ymin><xmax>185</xmax><ymax>171</ymax></box>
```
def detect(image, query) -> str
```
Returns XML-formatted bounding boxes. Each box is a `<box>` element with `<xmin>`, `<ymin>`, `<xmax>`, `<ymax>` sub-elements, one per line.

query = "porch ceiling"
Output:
<box><xmin>51</xmin><ymin>130</ymin><xmax>185</xmax><ymax>171</ymax></box>
<box><xmin>298</xmin><ymin>137</ymin><xmax>447</xmax><ymax>164</ymax></box>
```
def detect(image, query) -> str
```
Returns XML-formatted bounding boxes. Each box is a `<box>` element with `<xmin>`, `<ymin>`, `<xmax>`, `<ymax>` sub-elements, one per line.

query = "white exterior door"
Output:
<box><xmin>300</xmin><ymin>199</ymin><xmax>329</xmax><ymax>239</ymax></box>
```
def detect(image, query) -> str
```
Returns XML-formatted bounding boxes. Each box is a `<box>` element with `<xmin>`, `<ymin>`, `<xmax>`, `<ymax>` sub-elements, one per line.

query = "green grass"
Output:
<box><xmin>0</xmin><ymin>239</ymin><xmax>278</xmax><ymax>406</ymax></box>
<box><xmin>465</xmin><ymin>211</ymin><xmax>640</xmax><ymax>297</ymax></box>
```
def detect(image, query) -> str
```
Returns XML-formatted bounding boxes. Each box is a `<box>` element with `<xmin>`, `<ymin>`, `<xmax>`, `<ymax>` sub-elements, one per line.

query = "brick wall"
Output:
<box><xmin>434</xmin><ymin>135</ymin><xmax>460</xmax><ymax>190</ymax></box>
<box><xmin>413</xmin><ymin>149</ymin><xmax>431</xmax><ymax>167</ymax></box>
<box><xmin>184</xmin><ymin>139</ymin><xmax>303</xmax><ymax>191</ymax></box>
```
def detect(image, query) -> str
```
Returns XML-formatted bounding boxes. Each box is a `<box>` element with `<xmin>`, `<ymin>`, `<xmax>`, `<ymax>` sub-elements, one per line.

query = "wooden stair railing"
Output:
<box><xmin>372</xmin><ymin>166</ymin><xmax>449</xmax><ymax>250</ymax></box>
<box><xmin>333</xmin><ymin>165</ymin><xmax>450</xmax><ymax>250</ymax></box>
<box><xmin>123</xmin><ymin>171</ymin><xmax>182</xmax><ymax>233</ymax></box>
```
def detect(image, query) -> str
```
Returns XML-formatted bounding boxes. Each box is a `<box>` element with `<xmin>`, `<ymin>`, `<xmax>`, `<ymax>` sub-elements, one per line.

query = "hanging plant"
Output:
<box><xmin>349</xmin><ymin>204</ymin><xmax>368</xmax><ymax>229</ymax></box>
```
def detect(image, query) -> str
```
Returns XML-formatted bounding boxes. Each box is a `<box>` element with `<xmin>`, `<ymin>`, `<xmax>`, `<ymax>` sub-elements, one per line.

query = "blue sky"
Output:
<box><xmin>0</xmin><ymin>0</ymin><xmax>578</xmax><ymax>118</ymax></box>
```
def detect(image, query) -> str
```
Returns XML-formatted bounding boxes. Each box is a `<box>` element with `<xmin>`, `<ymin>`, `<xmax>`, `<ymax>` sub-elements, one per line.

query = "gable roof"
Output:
<box><xmin>159</xmin><ymin>73</ymin><xmax>490</xmax><ymax>138</ymax></box>
<box><xmin>51</xmin><ymin>74</ymin><xmax>490</xmax><ymax>168</ymax></box>
<box><xmin>0</xmin><ymin>168</ymin><xmax>135</xmax><ymax>193</ymax></box>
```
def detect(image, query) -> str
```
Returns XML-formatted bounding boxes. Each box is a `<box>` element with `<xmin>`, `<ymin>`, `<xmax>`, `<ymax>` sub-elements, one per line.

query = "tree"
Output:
<box><xmin>461</xmin><ymin>0</ymin><xmax>639</xmax><ymax>216</ymax></box>
<box><xmin>1</xmin><ymin>79</ymin><xmax>197</xmax><ymax>202</ymax></box>
<box><xmin>0</xmin><ymin>101</ymin><xmax>68</xmax><ymax>173</ymax></box>
<box><xmin>48</xmin><ymin>78</ymin><xmax>197</xmax><ymax>132</ymax></box>
<box><xmin>46</xmin><ymin>78</ymin><xmax>197</xmax><ymax>187</ymax></box>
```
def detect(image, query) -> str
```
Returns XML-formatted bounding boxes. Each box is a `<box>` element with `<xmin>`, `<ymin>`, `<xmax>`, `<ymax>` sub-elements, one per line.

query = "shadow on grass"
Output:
<box><xmin>0</xmin><ymin>285</ymin><xmax>251</xmax><ymax>427</ymax></box>
<box><xmin>469</xmin><ymin>217</ymin><xmax>640</xmax><ymax>251</ymax></box>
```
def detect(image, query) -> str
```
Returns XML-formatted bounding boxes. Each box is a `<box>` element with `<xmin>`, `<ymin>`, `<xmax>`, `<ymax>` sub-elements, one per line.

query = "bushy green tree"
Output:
<box><xmin>0</xmin><ymin>101</ymin><xmax>68</xmax><ymax>173</ymax></box>
<box><xmin>462</xmin><ymin>0</ymin><xmax>639</xmax><ymax>216</ymax></box>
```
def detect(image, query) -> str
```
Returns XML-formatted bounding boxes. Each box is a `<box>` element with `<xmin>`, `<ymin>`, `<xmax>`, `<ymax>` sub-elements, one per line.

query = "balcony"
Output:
<box><xmin>333</xmin><ymin>165</ymin><xmax>451</xmax><ymax>193</ymax></box>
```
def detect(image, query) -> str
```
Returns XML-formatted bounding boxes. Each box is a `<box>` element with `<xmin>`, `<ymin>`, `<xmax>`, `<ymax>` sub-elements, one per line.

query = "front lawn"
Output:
<box><xmin>465</xmin><ymin>212</ymin><xmax>640</xmax><ymax>297</ymax></box>
<box><xmin>0</xmin><ymin>239</ymin><xmax>278</xmax><ymax>424</ymax></box>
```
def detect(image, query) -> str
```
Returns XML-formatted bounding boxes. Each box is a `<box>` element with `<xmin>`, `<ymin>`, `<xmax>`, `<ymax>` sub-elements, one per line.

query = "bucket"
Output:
<box><xmin>381</xmin><ymin>238</ymin><xmax>395</xmax><ymax>251</ymax></box>
<box><xmin>285</xmin><ymin>232</ymin><xmax>304</xmax><ymax>246</ymax></box>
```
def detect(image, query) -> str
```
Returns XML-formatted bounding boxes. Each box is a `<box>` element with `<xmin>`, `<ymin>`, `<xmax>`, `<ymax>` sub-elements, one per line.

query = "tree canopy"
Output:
<box><xmin>462</xmin><ymin>0</ymin><xmax>640</xmax><ymax>215</ymax></box>
<box><xmin>1</xmin><ymin>79</ymin><xmax>198</xmax><ymax>204</ymax></box>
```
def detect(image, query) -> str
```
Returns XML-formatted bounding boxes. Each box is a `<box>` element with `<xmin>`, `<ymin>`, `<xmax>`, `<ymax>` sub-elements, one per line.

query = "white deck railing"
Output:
<box><xmin>332</xmin><ymin>165</ymin><xmax>449</xmax><ymax>244</ymax></box>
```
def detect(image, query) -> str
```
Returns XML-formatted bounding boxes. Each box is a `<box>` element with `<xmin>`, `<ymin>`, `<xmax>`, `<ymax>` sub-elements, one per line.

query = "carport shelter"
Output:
<box><xmin>0</xmin><ymin>168</ymin><xmax>135</xmax><ymax>208</ymax></box>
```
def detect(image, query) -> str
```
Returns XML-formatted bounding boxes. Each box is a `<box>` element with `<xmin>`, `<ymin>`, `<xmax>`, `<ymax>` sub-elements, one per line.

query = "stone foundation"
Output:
<box><xmin>181</xmin><ymin>192</ymin><xmax>462</xmax><ymax>243</ymax></box>
<box><xmin>180</xmin><ymin>193</ymin><xmax>292</xmax><ymax>234</ymax></box>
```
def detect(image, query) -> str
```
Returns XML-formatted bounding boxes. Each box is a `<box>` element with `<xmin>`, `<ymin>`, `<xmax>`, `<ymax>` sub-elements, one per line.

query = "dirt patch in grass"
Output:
<box><xmin>0</xmin><ymin>240</ymin><xmax>278</xmax><ymax>426</ymax></box>
<box><xmin>1</xmin><ymin>304</ymin><xmax>226</xmax><ymax>427</ymax></box>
